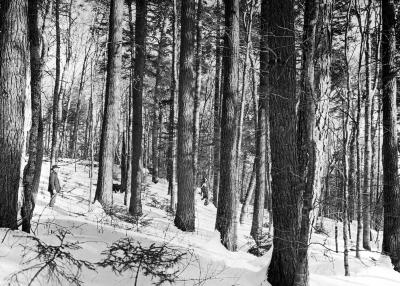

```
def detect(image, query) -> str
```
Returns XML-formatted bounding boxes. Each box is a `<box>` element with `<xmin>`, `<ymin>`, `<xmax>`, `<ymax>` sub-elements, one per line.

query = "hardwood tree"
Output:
<box><xmin>215</xmin><ymin>0</ymin><xmax>239</xmax><ymax>251</ymax></box>
<box><xmin>0</xmin><ymin>0</ymin><xmax>28</xmax><ymax>229</ymax></box>
<box><xmin>21</xmin><ymin>0</ymin><xmax>45</xmax><ymax>233</ymax></box>
<box><xmin>266</xmin><ymin>0</ymin><xmax>299</xmax><ymax>284</ymax></box>
<box><xmin>381</xmin><ymin>0</ymin><xmax>400</xmax><ymax>272</ymax></box>
<box><xmin>94</xmin><ymin>0</ymin><xmax>123</xmax><ymax>207</ymax></box>
<box><xmin>174</xmin><ymin>0</ymin><xmax>196</xmax><ymax>232</ymax></box>
<box><xmin>129</xmin><ymin>0</ymin><xmax>147</xmax><ymax>217</ymax></box>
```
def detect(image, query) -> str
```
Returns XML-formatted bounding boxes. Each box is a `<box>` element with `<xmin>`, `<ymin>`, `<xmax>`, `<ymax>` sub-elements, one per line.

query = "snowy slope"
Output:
<box><xmin>0</xmin><ymin>159</ymin><xmax>399</xmax><ymax>286</ymax></box>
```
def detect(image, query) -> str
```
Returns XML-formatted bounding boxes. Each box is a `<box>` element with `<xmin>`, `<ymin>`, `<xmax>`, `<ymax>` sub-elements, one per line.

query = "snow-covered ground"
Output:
<box><xmin>0</xmin><ymin>159</ymin><xmax>400</xmax><ymax>286</ymax></box>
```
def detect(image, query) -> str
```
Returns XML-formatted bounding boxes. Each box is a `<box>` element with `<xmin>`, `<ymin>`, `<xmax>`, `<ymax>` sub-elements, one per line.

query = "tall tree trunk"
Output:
<box><xmin>192</xmin><ymin>0</ymin><xmax>202</xmax><ymax>186</ymax></box>
<box><xmin>167</xmin><ymin>0</ymin><xmax>177</xmax><ymax>212</ymax></box>
<box><xmin>215</xmin><ymin>0</ymin><xmax>240</xmax><ymax>251</ymax></box>
<box><xmin>49</xmin><ymin>0</ymin><xmax>61</xmax><ymax>169</ymax></box>
<box><xmin>294</xmin><ymin>0</ymin><xmax>320</xmax><ymax>283</ymax></box>
<box><xmin>22</xmin><ymin>0</ymin><xmax>45</xmax><ymax>233</ymax></box>
<box><xmin>0</xmin><ymin>0</ymin><xmax>28</xmax><ymax>229</ymax></box>
<box><xmin>381</xmin><ymin>0</ymin><xmax>400</xmax><ymax>272</ymax></box>
<box><xmin>94</xmin><ymin>0</ymin><xmax>123</xmax><ymax>207</ymax></box>
<box><xmin>266</xmin><ymin>0</ymin><xmax>299</xmax><ymax>284</ymax></box>
<box><xmin>174</xmin><ymin>0</ymin><xmax>196</xmax><ymax>232</ymax></box>
<box><xmin>250</xmin><ymin>0</ymin><xmax>266</xmax><ymax>246</ymax></box>
<box><xmin>129</xmin><ymin>0</ymin><xmax>146</xmax><ymax>216</ymax></box>
<box><xmin>363</xmin><ymin>0</ymin><xmax>372</xmax><ymax>251</ymax></box>
<box><xmin>213</xmin><ymin>0</ymin><xmax>222</xmax><ymax>207</ymax></box>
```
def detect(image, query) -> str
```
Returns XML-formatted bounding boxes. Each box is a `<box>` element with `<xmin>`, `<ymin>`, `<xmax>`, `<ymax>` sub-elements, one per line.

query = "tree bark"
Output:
<box><xmin>129</xmin><ymin>0</ymin><xmax>146</xmax><ymax>217</ymax></box>
<box><xmin>212</xmin><ymin>0</ymin><xmax>222</xmax><ymax>207</ymax></box>
<box><xmin>21</xmin><ymin>0</ymin><xmax>45</xmax><ymax>233</ymax></box>
<box><xmin>362</xmin><ymin>0</ymin><xmax>372</xmax><ymax>251</ymax></box>
<box><xmin>174</xmin><ymin>0</ymin><xmax>196</xmax><ymax>232</ymax></box>
<box><xmin>294</xmin><ymin>0</ymin><xmax>320</xmax><ymax>283</ymax></box>
<box><xmin>192</xmin><ymin>0</ymin><xmax>202</xmax><ymax>186</ymax></box>
<box><xmin>94</xmin><ymin>0</ymin><xmax>123</xmax><ymax>207</ymax></box>
<box><xmin>381</xmin><ymin>0</ymin><xmax>400</xmax><ymax>272</ymax></box>
<box><xmin>215</xmin><ymin>0</ymin><xmax>240</xmax><ymax>252</ymax></box>
<box><xmin>167</xmin><ymin>0</ymin><xmax>177</xmax><ymax>212</ymax></box>
<box><xmin>0</xmin><ymin>0</ymin><xmax>28</xmax><ymax>229</ymax></box>
<box><xmin>266</xmin><ymin>0</ymin><xmax>299</xmax><ymax>284</ymax></box>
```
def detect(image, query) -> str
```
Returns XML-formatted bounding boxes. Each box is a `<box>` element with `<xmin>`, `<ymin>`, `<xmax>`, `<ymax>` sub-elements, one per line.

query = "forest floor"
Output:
<box><xmin>0</xmin><ymin>159</ymin><xmax>400</xmax><ymax>286</ymax></box>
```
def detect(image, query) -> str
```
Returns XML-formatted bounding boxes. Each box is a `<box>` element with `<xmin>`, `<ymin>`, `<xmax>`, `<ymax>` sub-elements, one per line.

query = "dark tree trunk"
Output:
<box><xmin>94</xmin><ymin>0</ymin><xmax>123</xmax><ymax>207</ymax></box>
<box><xmin>212</xmin><ymin>0</ymin><xmax>222</xmax><ymax>207</ymax></box>
<box><xmin>215</xmin><ymin>0</ymin><xmax>239</xmax><ymax>251</ymax></box>
<box><xmin>174</xmin><ymin>0</ymin><xmax>196</xmax><ymax>232</ymax></box>
<box><xmin>21</xmin><ymin>0</ymin><xmax>45</xmax><ymax>233</ymax></box>
<box><xmin>294</xmin><ymin>0</ymin><xmax>319</xmax><ymax>284</ymax></box>
<box><xmin>129</xmin><ymin>0</ymin><xmax>147</xmax><ymax>217</ymax></box>
<box><xmin>266</xmin><ymin>0</ymin><xmax>299</xmax><ymax>284</ymax></box>
<box><xmin>0</xmin><ymin>0</ymin><xmax>28</xmax><ymax>229</ymax></box>
<box><xmin>382</xmin><ymin>0</ymin><xmax>400</xmax><ymax>272</ymax></box>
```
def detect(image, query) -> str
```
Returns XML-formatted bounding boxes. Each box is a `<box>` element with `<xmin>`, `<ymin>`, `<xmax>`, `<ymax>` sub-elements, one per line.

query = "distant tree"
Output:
<box><xmin>94</xmin><ymin>0</ymin><xmax>123</xmax><ymax>206</ymax></box>
<box><xmin>129</xmin><ymin>0</ymin><xmax>147</xmax><ymax>217</ymax></box>
<box><xmin>0</xmin><ymin>0</ymin><xmax>28</xmax><ymax>229</ymax></box>
<box><xmin>215</xmin><ymin>0</ymin><xmax>240</xmax><ymax>251</ymax></box>
<box><xmin>174</xmin><ymin>0</ymin><xmax>196</xmax><ymax>232</ymax></box>
<box><xmin>167</xmin><ymin>0</ymin><xmax>178</xmax><ymax>212</ymax></box>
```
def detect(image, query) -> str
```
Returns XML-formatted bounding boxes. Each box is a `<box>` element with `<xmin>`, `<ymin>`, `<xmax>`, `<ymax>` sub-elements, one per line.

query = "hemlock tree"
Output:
<box><xmin>129</xmin><ymin>0</ymin><xmax>147</xmax><ymax>217</ymax></box>
<box><xmin>22</xmin><ymin>0</ymin><xmax>45</xmax><ymax>233</ymax></box>
<box><xmin>94</xmin><ymin>0</ymin><xmax>123</xmax><ymax>207</ymax></box>
<box><xmin>174</xmin><ymin>0</ymin><xmax>196</xmax><ymax>232</ymax></box>
<box><xmin>0</xmin><ymin>0</ymin><xmax>28</xmax><ymax>229</ymax></box>
<box><xmin>381</xmin><ymin>0</ymin><xmax>400</xmax><ymax>272</ymax></box>
<box><xmin>266</xmin><ymin>0</ymin><xmax>299</xmax><ymax>284</ymax></box>
<box><xmin>215</xmin><ymin>0</ymin><xmax>239</xmax><ymax>251</ymax></box>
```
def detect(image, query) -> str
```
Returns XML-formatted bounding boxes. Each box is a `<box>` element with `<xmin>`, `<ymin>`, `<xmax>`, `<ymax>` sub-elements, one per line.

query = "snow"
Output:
<box><xmin>0</xmin><ymin>159</ymin><xmax>399</xmax><ymax>285</ymax></box>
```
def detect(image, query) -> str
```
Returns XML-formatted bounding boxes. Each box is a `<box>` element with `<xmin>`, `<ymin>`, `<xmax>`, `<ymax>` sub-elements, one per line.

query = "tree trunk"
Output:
<box><xmin>294</xmin><ymin>0</ymin><xmax>320</xmax><ymax>283</ymax></box>
<box><xmin>266</xmin><ymin>0</ymin><xmax>299</xmax><ymax>284</ymax></box>
<box><xmin>212</xmin><ymin>0</ymin><xmax>222</xmax><ymax>208</ymax></box>
<box><xmin>363</xmin><ymin>0</ymin><xmax>372</xmax><ymax>251</ymax></box>
<box><xmin>0</xmin><ymin>0</ymin><xmax>28</xmax><ymax>229</ymax></box>
<box><xmin>167</xmin><ymin>0</ymin><xmax>177</xmax><ymax>212</ymax></box>
<box><xmin>94</xmin><ymin>0</ymin><xmax>123</xmax><ymax>207</ymax></box>
<box><xmin>174</xmin><ymin>0</ymin><xmax>196</xmax><ymax>232</ymax></box>
<box><xmin>49</xmin><ymin>0</ymin><xmax>61</xmax><ymax>169</ymax></box>
<box><xmin>215</xmin><ymin>0</ymin><xmax>240</xmax><ymax>252</ymax></box>
<box><xmin>22</xmin><ymin>0</ymin><xmax>45</xmax><ymax>233</ymax></box>
<box><xmin>239</xmin><ymin>160</ymin><xmax>256</xmax><ymax>224</ymax></box>
<box><xmin>382</xmin><ymin>0</ymin><xmax>400</xmax><ymax>272</ymax></box>
<box><xmin>192</xmin><ymin>0</ymin><xmax>202</xmax><ymax>186</ymax></box>
<box><xmin>129</xmin><ymin>0</ymin><xmax>146</xmax><ymax>216</ymax></box>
